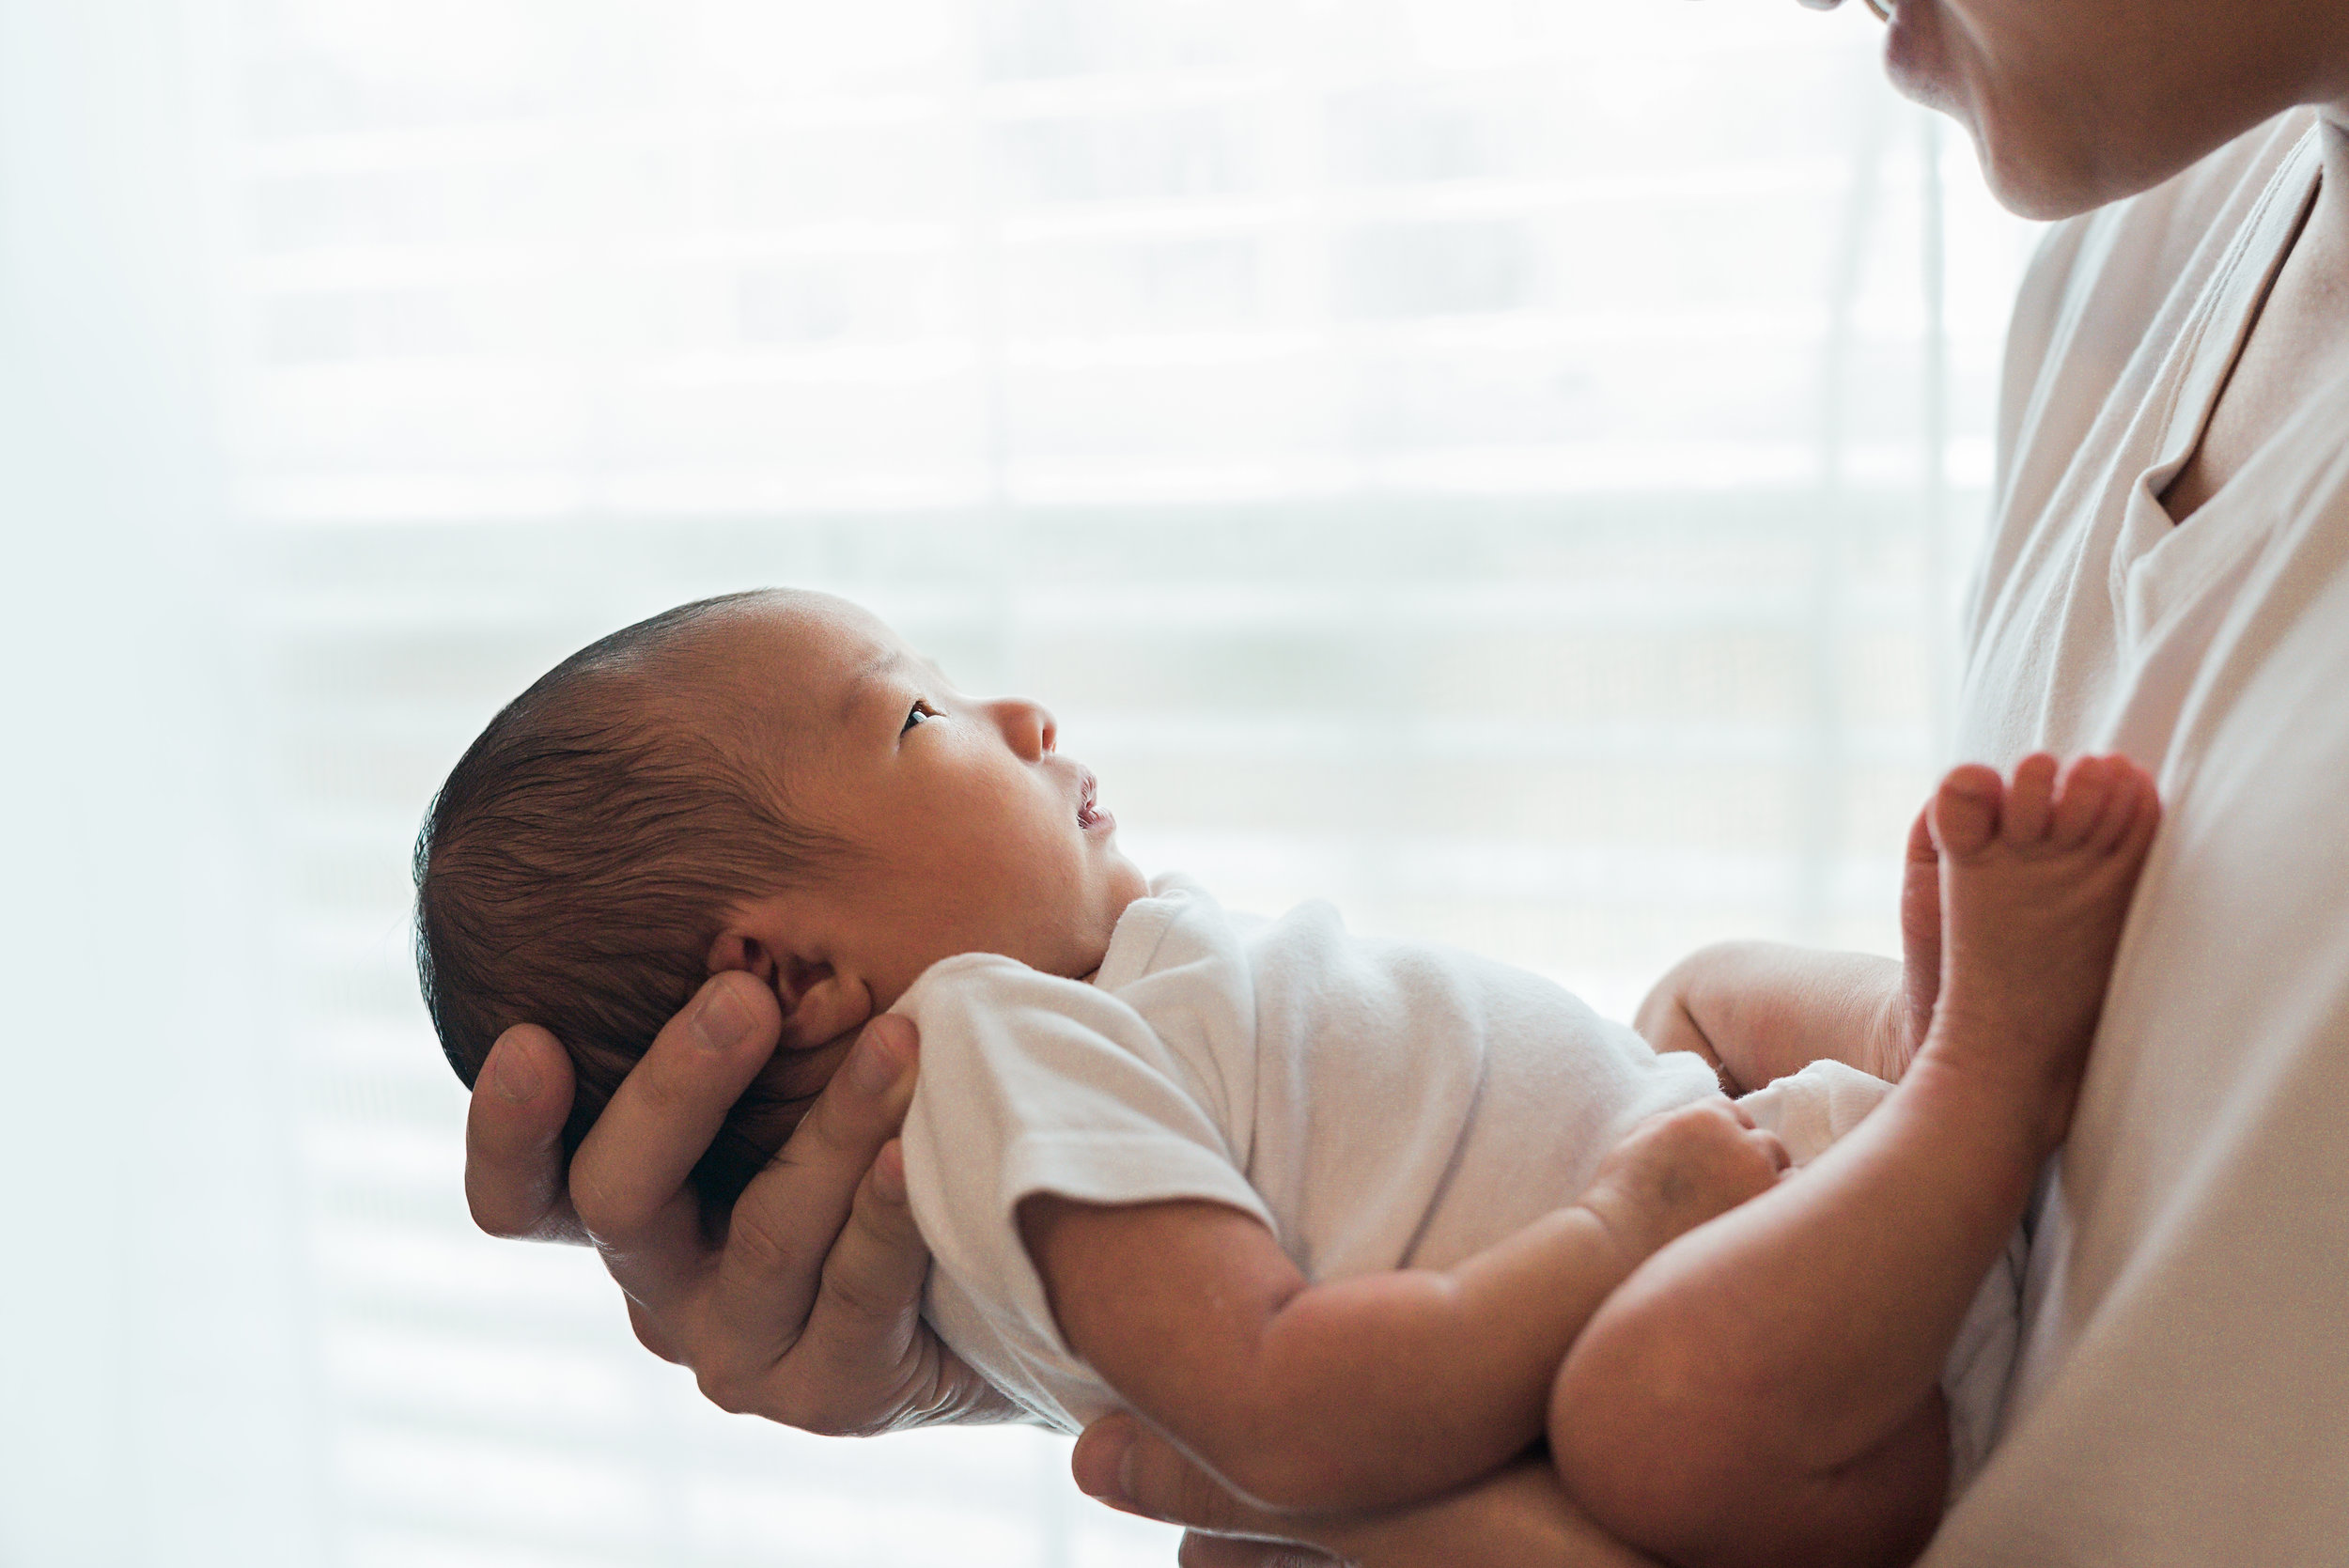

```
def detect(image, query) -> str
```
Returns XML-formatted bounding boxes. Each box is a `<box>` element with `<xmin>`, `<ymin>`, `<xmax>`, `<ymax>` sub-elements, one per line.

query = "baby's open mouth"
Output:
<box><xmin>1077</xmin><ymin>771</ymin><xmax>1104</xmax><ymax>830</ymax></box>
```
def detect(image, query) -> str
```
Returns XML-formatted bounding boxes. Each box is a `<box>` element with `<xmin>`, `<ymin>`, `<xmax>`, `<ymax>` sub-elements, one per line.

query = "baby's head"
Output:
<box><xmin>414</xmin><ymin>588</ymin><xmax>1147</xmax><ymax>1203</ymax></box>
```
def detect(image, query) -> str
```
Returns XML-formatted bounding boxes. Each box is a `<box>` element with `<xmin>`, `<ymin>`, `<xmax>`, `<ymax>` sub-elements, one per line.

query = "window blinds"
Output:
<box><xmin>212</xmin><ymin>1</ymin><xmax>2034</xmax><ymax>1561</ymax></box>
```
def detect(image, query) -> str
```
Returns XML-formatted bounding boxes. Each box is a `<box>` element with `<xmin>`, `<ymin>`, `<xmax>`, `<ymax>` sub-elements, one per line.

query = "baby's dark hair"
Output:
<box><xmin>413</xmin><ymin>590</ymin><xmax>845</xmax><ymax>1205</ymax></box>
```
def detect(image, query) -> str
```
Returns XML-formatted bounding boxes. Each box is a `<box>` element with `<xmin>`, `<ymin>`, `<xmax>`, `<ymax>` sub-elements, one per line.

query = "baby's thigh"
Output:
<box><xmin>1548</xmin><ymin>1343</ymin><xmax>1949</xmax><ymax>1568</ymax></box>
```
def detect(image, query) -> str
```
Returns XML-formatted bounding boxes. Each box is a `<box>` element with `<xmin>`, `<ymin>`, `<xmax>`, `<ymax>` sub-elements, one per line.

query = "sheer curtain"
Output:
<box><xmin>1</xmin><ymin>0</ymin><xmax>2034</xmax><ymax>1563</ymax></box>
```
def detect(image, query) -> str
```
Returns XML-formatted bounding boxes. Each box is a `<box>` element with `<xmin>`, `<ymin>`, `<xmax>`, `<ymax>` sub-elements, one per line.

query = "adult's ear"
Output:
<box><xmin>708</xmin><ymin>920</ymin><xmax>875</xmax><ymax>1051</ymax></box>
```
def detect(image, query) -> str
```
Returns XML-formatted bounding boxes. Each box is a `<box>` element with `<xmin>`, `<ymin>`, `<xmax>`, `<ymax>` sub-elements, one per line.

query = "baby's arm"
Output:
<box><xmin>1018</xmin><ymin>1098</ymin><xmax>1789</xmax><ymax>1515</ymax></box>
<box><xmin>1637</xmin><ymin>943</ymin><xmax>1910</xmax><ymax>1094</ymax></box>
<box><xmin>1641</xmin><ymin>805</ymin><xmax>1942</xmax><ymax>1095</ymax></box>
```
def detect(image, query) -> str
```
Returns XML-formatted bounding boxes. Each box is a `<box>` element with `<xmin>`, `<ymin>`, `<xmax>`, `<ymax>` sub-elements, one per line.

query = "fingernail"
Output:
<box><xmin>491</xmin><ymin>1041</ymin><xmax>539</xmax><ymax>1104</ymax></box>
<box><xmin>692</xmin><ymin>980</ymin><xmax>755</xmax><ymax>1051</ymax></box>
<box><xmin>846</xmin><ymin>1025</ymin><xmax>905</xmax><ymax>1096</ymax></box>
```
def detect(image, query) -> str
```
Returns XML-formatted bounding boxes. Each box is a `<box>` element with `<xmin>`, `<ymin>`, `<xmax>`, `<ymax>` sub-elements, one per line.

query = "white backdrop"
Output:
<box><xmin>0</xmin><ymin>1</ymin><xmax>2034</xmax><ymax>1563</ymax></box>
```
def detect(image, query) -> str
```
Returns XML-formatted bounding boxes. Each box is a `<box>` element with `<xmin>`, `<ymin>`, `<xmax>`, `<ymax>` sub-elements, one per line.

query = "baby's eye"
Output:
<box><xmin>901</xmin><ymin>698</ymin><xmax>941</xmax><ymax>735</ymax></box>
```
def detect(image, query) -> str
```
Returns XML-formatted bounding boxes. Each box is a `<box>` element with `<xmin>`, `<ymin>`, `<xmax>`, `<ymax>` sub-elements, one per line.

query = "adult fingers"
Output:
<box><xmin>568</xmin><ymin>971</ymin><xmax>783</xmax><ymax>1246</ymax></box>
<box><xmin>1179</xmin><ymin>1536</ymin><xmax>1340</xmax><ymax>1568</ymax></box>
<box><xmin>1073</xmin><ymin>1414</ymin><xmax>1305</xmax><ymax>1541</ymax></box>
<box><xmin>714</xmin><ymin>1137</ymin><xmax>937</xmax><ymax>1434</ymax></box>
<box><xmin>712</xmin><ymin>1015</ymin><xmax>921</xmax><ymax>1344</ymax></box>
<box><xmin>568</xmin><ymin>972</ymin><xmax>784</xmax><ymax>1314</ymax></box>
<box><xmin>792</xmin><ymin>1139</ymin><xmax>941</xmax><ymax>1421</ymax></box>
<box><xmin>627</xmin><ymin>1296</ymin><xmax>685</xmax><ymax>1365</ymax></box>
<box><xmin>465</xmin><ymin>1025</ymin><xmax>588</xmax><ymax>1246</ymax></box>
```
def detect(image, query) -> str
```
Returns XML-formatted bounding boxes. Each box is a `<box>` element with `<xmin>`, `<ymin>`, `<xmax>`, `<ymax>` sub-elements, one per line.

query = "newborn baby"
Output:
<box><xmin>415</xmin><ymin>588</ymin><xmax>2158</xmax><ymax>1568</ymax></box>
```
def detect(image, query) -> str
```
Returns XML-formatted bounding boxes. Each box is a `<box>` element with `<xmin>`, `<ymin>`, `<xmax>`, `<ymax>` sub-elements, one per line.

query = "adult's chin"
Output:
<box><xmin>1879</xmin><ymin>3</ymin><xmax>2116</xmax><ymax>220</ymax></box>
<box><xmin>1878</xmin><ymin>0</ymin><xmax>1993</xmax><ymax>185</ymax></box>
<box><xmin>1878</xmin><ymin>0</ymin><xmax>2303</xmax><ymax>222</ymax></box>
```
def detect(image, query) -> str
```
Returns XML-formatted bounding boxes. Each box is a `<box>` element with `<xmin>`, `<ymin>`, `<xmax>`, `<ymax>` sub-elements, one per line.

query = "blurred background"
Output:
<box><xmin>0</xmin><ymin>0</ymin><xmax>2035</xmax><ymax>1563</ymax></box>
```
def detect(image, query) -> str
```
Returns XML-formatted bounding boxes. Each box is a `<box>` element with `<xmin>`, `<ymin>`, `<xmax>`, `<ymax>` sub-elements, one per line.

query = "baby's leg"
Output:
<box><xmin>1550</xmin><ymin>754</ymin><xmax>2158</xmax><ymax>1568</ymax></box>
<box><xmin>1895</xmin><ymin>801</ymin><xmax>1942</xmax><ymax>1070</ymax></box>
<box><xmin>1912</xmin><ymin>753</ymin><xmax>2158</xmax><ymax>1145</ymax></box>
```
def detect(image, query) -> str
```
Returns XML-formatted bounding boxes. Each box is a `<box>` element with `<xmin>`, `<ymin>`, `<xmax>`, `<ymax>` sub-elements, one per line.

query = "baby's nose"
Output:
<box><xmin>988</xmin><ymin>696</ymin><xmax>1055</xmax><ymax>758</ymax></box>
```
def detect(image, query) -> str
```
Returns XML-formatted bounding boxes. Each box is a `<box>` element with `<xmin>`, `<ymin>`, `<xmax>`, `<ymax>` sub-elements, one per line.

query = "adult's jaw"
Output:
<box><xmin>1874</xmin><ymin>0</ymin><xmax>2349</xmax><ymax>222</ymax></box>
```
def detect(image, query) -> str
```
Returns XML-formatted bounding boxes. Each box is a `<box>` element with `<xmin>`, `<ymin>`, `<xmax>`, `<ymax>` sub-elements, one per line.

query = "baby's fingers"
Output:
<box><xmin>464</xmin><ymin>1025</ymin><xmax>588</xmax><ymax>1245</ymax></box>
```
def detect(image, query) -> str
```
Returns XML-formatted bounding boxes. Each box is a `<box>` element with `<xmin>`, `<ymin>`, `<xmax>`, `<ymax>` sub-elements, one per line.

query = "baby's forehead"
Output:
<box><xmin>672</xmin><ymin>591</ymin><xmax>911</xmax><ymax>730</ymax></box>
<box><xmin>701</xmin><ymin>591</ymin><xmax>899</xmax><ymax>682</ymax></box>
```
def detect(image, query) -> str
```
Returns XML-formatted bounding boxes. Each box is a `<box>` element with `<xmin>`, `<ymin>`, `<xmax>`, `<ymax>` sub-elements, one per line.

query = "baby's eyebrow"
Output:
<box><xmin>838</xmin><ymin>647</ymin><xmax>908</xmax><ymax>726</ymax></box>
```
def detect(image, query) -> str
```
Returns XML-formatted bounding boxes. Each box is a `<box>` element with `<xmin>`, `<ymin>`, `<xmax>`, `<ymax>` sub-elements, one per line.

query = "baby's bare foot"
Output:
<box><xmin>1921</xmin><ymin>753</ymin><xmax>2161</xmax><ymax>1147</ymax></box>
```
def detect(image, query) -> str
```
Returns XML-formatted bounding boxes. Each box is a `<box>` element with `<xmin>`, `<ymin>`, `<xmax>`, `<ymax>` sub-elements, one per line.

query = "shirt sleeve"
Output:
<box><xmin>895</xmin><ymin>953</ymin><xmax>1274</xmax><ymax>1365</ymax></box>
<box><xmin>1735</xmin><ymin>1058</ymin><xmax>1894</xmax><ymax>1168</ymax></box>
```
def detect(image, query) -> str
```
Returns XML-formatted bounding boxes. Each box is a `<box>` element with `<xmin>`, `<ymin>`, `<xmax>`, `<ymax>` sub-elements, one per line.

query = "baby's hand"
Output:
<box><xmin>1578</xmin><ymin>1099</ymin><xmax>1790</xmax><ymax>1267</ymax></box>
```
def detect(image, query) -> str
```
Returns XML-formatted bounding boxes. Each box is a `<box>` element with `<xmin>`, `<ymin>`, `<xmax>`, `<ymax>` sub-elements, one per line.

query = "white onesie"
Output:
<box><xmin>897</xmin><ymin>875</ymin><xmax>2019</xmax><ymax>1492</ymax></box>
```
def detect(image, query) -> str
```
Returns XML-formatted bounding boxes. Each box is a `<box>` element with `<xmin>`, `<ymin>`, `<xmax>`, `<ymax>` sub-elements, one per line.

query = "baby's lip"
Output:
<box><xmin>1076</xmin><ymin>769</ymin><xmax>1109</xmax><ymax>831</ymax></box>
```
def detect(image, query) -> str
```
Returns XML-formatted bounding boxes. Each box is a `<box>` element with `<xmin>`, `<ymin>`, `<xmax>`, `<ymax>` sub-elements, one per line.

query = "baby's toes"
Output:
<box><xmin>2049</xmin><ymin>755</ymin><xmax>2115</xmax><ymax>849</ymax></box>
<box><xmin>1930</xmin><ymin>764</ymin><xmax>2004</xmax><ymax>860</ymax></box>
<box><xmin>1906</xmin><ymin>802</ymin><xmax>1937</xmax><ymax>872</ymax></box>
<box><xmin>1999</xmin><ymin>753</ymin><xmax>2060</xmax><ymax>846</ymax></box>
<box><xmin>2074</xmin><ymin>757</ymin><xmax>2138</xmax><ymax>852</ymax></box>
<box><xmin>2105</xmin><ymin>763</ymin><xmax>2163</xmax><ymax>859</ymax></box>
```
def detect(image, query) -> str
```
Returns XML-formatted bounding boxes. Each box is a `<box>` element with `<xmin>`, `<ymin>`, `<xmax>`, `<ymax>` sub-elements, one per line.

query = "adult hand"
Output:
<box><xmin>463</xmin><ymin>970</ymin><xmax>1014</xmax><ymax>1433</ymax></box>
<box><xmin>1070</xmin><ymin>1415</ymin><xmax>1662</xmax><ymax>1568</ymax></box>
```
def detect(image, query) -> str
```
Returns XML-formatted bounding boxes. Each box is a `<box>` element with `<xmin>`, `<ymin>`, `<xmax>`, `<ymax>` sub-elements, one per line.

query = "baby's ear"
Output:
<box><xmin>706</xmin><ymin>925</ymin><xmax>873</xmax><ymax>1051</ymax></box>
<box><xmin>771</xmin><ymin>959</ymin><xmax>874</xmax><ymax>1051</ymax></box>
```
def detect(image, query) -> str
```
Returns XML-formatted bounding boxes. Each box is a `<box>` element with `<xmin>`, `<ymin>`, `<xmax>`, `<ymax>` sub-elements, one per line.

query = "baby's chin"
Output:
<box><xmin>1063</xmin><ymin>877</ymin><xmax>1151</xmax><ymax>984</ymax></box>
<box><xmin>1104</xmin><ymin>851</ymin><xmax>1154</xmax><ymax>916</ymax></box>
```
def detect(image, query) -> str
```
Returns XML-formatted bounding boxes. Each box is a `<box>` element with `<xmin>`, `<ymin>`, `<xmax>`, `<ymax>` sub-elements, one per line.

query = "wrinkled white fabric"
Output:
<box><xmin>1924</xmin><ymin>110</ymin><xmax>2349</xmax><ymax>1565</ymax></box>
<box><xmin>898</xmin><ymin>878</ymin><xmax>2018</xmax><ymax>1498</ymax></box>
<box><xmin>1738</xmin><ymin>1056</ymin><xmax>1896</xmax><ymax>1167</ymax></box>
<box><xmin>895</xmin><ymin>874</ymin><xmax>1723</xmax><ymax>1432</ymax></box>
